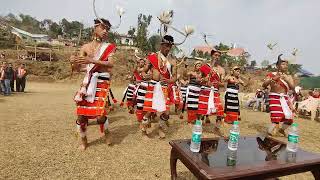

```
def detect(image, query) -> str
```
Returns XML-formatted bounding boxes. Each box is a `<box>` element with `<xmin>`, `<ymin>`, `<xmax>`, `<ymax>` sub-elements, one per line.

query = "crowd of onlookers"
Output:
<box><xmin>0</xmin><ymin>61</ymin><xmax>27</xmax><ymax>96</ymax></box>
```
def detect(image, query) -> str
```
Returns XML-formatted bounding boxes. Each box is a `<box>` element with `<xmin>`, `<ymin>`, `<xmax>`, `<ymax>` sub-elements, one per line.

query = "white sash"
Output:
<box><xmin>152</xmin><ymin>82</ymin><xmax>166</xmax><ymax>112</ymax></box>
<box><xmin>172</xmin><ymin>86</ymin><xmax>177</xmax><ymax>101</ymax></box>
<box><xmin>207</xmin><ymin>87</ymin><xmax>217</xmax><ymax>114</ymax></box>
<box><xmin>85</xmin><ymin>72</ymin><xmax>110</xmax><ymax>103</ymax></box>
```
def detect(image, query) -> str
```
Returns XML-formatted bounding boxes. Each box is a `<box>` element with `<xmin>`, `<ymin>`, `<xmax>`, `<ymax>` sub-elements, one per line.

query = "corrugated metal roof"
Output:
<box><xmin>11</xmin><ymin>26</ymin><xmax>48</xmax><ymax>38</ymax></box>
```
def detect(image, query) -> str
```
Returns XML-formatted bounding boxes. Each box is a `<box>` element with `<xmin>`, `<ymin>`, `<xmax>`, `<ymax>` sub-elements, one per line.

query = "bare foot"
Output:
<box><xmin>142</xmin><ymin>120</ymin><xmax>152</xmax><ymax>135</ymax></box>
<box><xmin>141</xmin><ymin>130</ymin><xmax>150</xmax><ymax>140</ymax></box>
<box><xmin>159</xmin><ymin>120</ymin><xmax>168</xmax><ymax>132</ymax></box>
<box><xmin>79</xmin><ymin>137</ymin><xmax>88</xmax><ymax>150</ymax></box>
<box><xmin>145</xmin><ymin>127</ymin><xmax>152</xmax><ymax>135</ymax></box>
<box><xmin>158</xmin><ymin>128</ymin><xmax>166</xmax><ymax>139</ymax></box>
<box><xmin>79</xmin><ymin>144</ymin><xmax>87</xmax><ymax>151</ymax></box>
<box><xmin>105</xmin><ymin>132</ymin><xmax>112</xmax><ymax>146</ymax></box>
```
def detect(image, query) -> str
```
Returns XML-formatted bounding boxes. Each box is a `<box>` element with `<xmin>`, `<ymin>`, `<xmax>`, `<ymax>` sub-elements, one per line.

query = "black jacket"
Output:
<box><xmin>4</xmin><ymin>67</ymin><xmax>14</xmax><ymax>80</ymax></box>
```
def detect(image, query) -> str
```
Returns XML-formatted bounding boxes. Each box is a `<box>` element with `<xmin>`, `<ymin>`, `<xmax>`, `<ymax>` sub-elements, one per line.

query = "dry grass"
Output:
<box><xmin>0</xmin><ymin>82</ymin><xmax>319</xmax><ymax>180</ymax></box>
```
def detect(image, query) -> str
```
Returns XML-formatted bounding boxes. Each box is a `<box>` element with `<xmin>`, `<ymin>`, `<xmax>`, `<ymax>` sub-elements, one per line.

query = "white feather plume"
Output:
<box><xmin>159</xmin><ymin>10</ymin><xmax>172</xmax><ymax>24</ymax></box>
<box><xmin>184</xmin><ymin>25</ymin><xmax>194</xmax><ymax>36</ymax></box>
<box><xmin>116</xmin><ymin>6</ymin><xmax>125</xmax><ymax>16</ymax></box>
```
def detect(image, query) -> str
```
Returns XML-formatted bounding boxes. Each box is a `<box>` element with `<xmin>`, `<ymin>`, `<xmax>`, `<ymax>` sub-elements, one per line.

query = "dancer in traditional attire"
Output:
<box><xmin>224</xmin><ymin>66</ymin><xmax>245</xmax><ymax>124</ymax></box>
<box><xmin>198</xmin><ymin>49</ymin><xmax>225</xmax><ymax>133</ymax></box>
<box><xmin>186</xmin><ymin>61</ymin><xmax>202</xmax><ymax>124</ymax></box>
<box><xmin>71</xmin><ymin>19</ymin><xmax>116</xmax><ymax>150</ymax></box>
<box><xmin>263</xmin><ymin>54</ymin><xmax>295</xmax><ymax>136</ymax></box>
<box><xmin>178</xmin><ymin>63</ymin><xmax>189</xmax><ymax>119</ymax></box>
<box><xmin>171</xmin><ymin>59</ymin><xmax>187</xmax><ymax>114</ymax></box>
<box><xmin>121</xmin><ymin>58</ymin><xmax>145</xmax><ymax>114</ymax></box>
<box><xmin>172</xmin><ymin>80</ymin><xmax>183</xmax><ymax>113</ymax></box>
<box><xmin>141</xmin><ymin>35</ymin><xmax>177</xmax><ymax>138</ymax></box>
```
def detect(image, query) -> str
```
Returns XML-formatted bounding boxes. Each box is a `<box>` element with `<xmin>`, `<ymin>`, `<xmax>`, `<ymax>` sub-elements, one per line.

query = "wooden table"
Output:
<box><xmin>170</xmin><ymin>136</ymin><xmax>320</xmax><ymax>180</ymax></box>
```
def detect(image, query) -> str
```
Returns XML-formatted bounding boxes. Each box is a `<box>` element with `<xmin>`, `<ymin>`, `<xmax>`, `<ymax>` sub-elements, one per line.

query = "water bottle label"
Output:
<box><xmin>230</xmin><ymin>132</ymin><xmax>239</xmax><ymax>143</ymax></box>
<box><xmin>192</xmin><ymin>133</ymin><xmax>201</xmax><ymax>144</ymax></box>
<box><xmin>288</xmin><ymin>134</ymin><xmax>299</xmax><ymax>143</ymax></box>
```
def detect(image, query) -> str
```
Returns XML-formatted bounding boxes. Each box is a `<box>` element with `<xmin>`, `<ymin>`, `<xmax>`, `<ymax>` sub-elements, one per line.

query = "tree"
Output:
<box><xmin>40</xmin><ymin>19</ymin><xmax>53</xmax><ymax>31</ymax></box>
<box><xmin>190</xmin><ymin>49</ymin><xmax>196</xmax><ymax>57</ymax></box>
<box><xmin>215</xmin><ymin>43</ymin><xmax>231</xmax><ymax>66</ymax></box>
<box><xmin>136</xmin><ymin>14</ymin><xmax>152</xmax><ymax>52</ymax></box>
<box><xmin>127</xmin><ymin>27</ymin><xmax>136</xmax><ymax>37</ymax></box>
<box><xmin>237</xmin><ymin>56</ymin><xmax>248</xmax><ymax>67</ymax></box>
<box><xmin>60</xmin><ymin>18</ymin><xmax>83</xmax><ymax>39</ymax></box>
<box><xmin>0</xmin><ymin>26</ymin><xmax>15</xmax><ymax>49</ymax></box>
<box><xmin>148</xmin><ymin>34</ymin><xmax>161</xmax><ymax>52</ymax></box>
<box><xmin>107</xmin><ymin>31</ymin><xmax>120</xmax><ymax>44</ymax></box>
<box><xmin>18</xmin><ymin>14</ymin><xmax>43</xmax><ymax>33</ymax></box>
<box><xmin>81</xmin><ymin>27</ymin><xmax>93</xmax><ymax>42</ymax></box>
<box><xmin>288</xmin><ymin>64</ymin><xmax>302</xmax><ymax>75</ymax></box>
<box><xmin>250</xmin><ymin>60</ymin><xmax>257</xmax><ymax>67</ymax></box>
<box><xmin>48</xmin><ymin>22</ymin><xmax>63</xmax><ymax>38</ymax></box>
<box><xmin>261</xmin><ymin>60</ymin><xmax>270</xmax><ymax>68</ymax></box>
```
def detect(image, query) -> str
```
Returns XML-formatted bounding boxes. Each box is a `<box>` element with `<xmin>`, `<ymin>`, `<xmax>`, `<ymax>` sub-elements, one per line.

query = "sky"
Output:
<box><xmin>1</xmin><ymin>0</ymin><xmax>320</xmax><ymax>74</ymax></box>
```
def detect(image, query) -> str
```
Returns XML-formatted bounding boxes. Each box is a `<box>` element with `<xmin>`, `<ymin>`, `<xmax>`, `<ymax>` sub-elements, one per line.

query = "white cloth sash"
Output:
<box><xmin>85</xmin><ymin>72</ymin><xmax>110</xmax><ymax>103</ymax></box>
<box><xmin>172</xmin><ymin>86</ymin><xmax>177</xmax><ymax>101</ymax></box>
<box><xmin>207</xmin><ymin>87</ymin><xmax>217</xmax><ymax>114</ymax></box>
<box><xmin>152</xmin><ymin>81</ymin><xmax>166</xmax><ymax>112</ymax></box>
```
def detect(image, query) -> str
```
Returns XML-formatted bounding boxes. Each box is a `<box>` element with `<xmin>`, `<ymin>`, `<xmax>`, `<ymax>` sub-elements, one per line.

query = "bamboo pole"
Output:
<box><xmin>34</xmin><ymin>44</ymin><xmax>37</xmax><ymax>61</ymax></box>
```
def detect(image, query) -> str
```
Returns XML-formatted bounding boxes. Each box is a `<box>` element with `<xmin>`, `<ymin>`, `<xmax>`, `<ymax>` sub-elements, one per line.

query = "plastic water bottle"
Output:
<box><xmin>227</xmin><ymin>150</ymin><xmax>237</xmax><ymax>166</ymax></box>
<box><xmin>286</xmin><ymin>123</ymin><xmax>299</xmax><ymax>152</ymax></box>
<box><xmin>228</xmin><ymin>121</ymin><xmax>240</xmax><ymax>151</ymax></box>
<box><xmin>190</xmin><ymin>120</ymin><xmax>202</xmax><ymax>152</ymax></box>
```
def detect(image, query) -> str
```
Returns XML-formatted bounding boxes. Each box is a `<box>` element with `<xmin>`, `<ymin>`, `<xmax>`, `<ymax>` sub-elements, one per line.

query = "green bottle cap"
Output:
<box><xmin>292</xmin><ymin>123</ymin><xmax>298</xmax><ymax>127</ymax></box>
<box><xmin>195</xmin><ymin>120</ymin><xmax>202</xmax><ymax>125</ymax></box>
<box><xmin>234</xmin><ymin>121</ymin><xmax>239</xmax><ymax>125</ymax></box>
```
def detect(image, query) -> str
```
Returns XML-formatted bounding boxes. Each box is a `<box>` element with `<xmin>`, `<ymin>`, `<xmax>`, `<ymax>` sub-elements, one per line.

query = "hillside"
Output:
<box><xmin>0</xmin><ymin>47</ymin><xmax>290</xmax><ymax>92</ymax></box>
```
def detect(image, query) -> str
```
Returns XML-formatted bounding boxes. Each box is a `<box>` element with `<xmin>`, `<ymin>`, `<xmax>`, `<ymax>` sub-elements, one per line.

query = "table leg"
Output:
<box><xmin>170</xmin><ymin>148</ymin><xmax>178</xmax><ymax>180</ymax></box>
<box><xmin>312</xmin><ymin>169</ymin><xmax>320</xmax><ymax>180</ymax></box>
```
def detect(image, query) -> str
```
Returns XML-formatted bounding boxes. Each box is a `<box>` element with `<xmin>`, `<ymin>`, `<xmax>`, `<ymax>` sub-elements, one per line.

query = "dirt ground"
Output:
<box><xmin>0</xmin><ymin>82</ymin><xmax>319</xmax><ymax>180</ymax></box>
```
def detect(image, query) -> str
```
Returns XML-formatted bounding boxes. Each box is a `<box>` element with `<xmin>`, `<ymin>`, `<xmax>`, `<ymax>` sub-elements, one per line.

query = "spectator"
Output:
<box><xmin>254</xmin><ymin>89</ymin><xmax>264</xmax><ymax>111</ymax></box>
<box><xmin>1</xmin><ymin>62</ymin><xmax>13</xmax><ymax>96</ymax></box>
<box><xmin>8</xmin><ymin>63</ymin><xmax>15</xmax><ymax>92</ymax></box>
<box><xmin>16</xmin><ymin>64</ymin><xmax>27</xmax><ymax>92</ymax></box>
<box><xmin>295</xmin><ymin>86</ymin><xmax>303</xmax><ymax>111</ymax></box>
<box><xmin>263</xmin><ymin>88</ymin><xmax>270</xmax><ymax>113</ymax></box>
<box><xmin>0</xmin><ymin>62</ymin><xmax>5</xmax><ymax>95</ymax></box>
